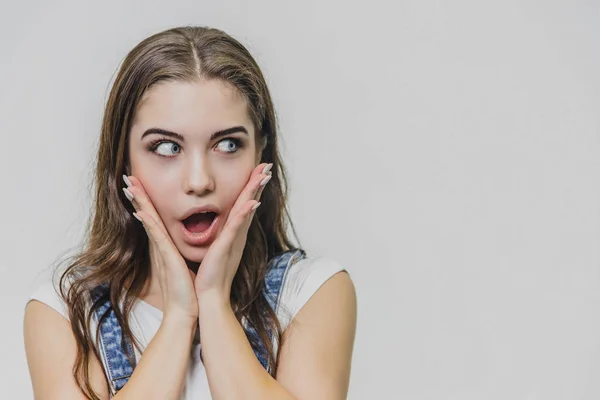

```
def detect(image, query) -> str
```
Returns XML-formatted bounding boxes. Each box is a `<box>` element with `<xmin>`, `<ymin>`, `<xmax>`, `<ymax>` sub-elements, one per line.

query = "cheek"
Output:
<box><xmin>217</xmin><ymin>166</ymin><xmax>254</xmax><ymax>207</ymax></box>
<box><xmin>135</xmin><ymin>174</ymin><xmax>176</xmax><ymax>219</ymax></box>
<box><xmin>129</xmin><ymin>151</ymin><xmax>177</xmax><ymax>209</ymax></box>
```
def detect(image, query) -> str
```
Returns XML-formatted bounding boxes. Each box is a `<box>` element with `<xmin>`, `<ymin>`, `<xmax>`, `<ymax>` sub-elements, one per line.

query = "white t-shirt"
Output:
<box><xmin>28</xmin><ymin>256</ymin><xmax>346</xmax><ymax>399</ymax></box>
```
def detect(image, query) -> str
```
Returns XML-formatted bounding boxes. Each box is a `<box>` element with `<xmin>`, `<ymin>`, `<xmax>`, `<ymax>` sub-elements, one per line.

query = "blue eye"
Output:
<box><xmin>216</xmin><ymin>138</ymin><xmax>243</xmax><ymax>153</ymax></box>
<box><xmin>148</xmin><ymin>137</ymin><xmax>244</xmax><ymax>158</ymax></box>
<box><xmin>150</xmin><ymin>141</ymin><xmax>181</xmax><ymax>157</ymax></box>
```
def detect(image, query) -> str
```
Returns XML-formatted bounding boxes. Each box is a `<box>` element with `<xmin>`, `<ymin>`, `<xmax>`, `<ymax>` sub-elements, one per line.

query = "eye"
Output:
<box><xmin>150</xmin><ymin>140</ymin><xmax>181</xmax><ymax>157</ymax></box>
<box><xmin>215</xmin><ymin>138</ymin><xmax>243</xmax><ymax>154</ymax></box>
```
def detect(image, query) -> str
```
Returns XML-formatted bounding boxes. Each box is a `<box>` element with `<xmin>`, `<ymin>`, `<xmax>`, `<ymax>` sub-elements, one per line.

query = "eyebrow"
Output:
<box><xmin>141</xmin><ymin>126</ymin><xmax>249</xmax><ymax>142</ymax></box>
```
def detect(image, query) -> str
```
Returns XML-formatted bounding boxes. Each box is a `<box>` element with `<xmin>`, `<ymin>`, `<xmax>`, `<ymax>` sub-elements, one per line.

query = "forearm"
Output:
<box><xmin>198</xmin><ymin>291</ymin><xmax>296</xmax><ymax>400</ymax></box>
<box><xmin>113</xmin><ymin>316</ymin><xmax>196</xmax><ymax>400</ymax></box>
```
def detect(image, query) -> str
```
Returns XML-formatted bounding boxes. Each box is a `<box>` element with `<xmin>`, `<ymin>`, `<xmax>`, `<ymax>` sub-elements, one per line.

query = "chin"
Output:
<box><xmin>177</xmin><ymin>243</ymin><xmax>209</xmax><ymax>262</ymax></box>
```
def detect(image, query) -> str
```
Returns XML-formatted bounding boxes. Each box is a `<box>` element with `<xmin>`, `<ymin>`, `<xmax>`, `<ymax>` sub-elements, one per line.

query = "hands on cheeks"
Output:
<box><xmin>121</xmin><ymin>162</ymin><xmax>273</xmax><ymax>322</ymax></box>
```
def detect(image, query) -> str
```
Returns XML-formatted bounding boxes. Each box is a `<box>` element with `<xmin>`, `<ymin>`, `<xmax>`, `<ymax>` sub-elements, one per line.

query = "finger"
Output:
<box><xmin>123</xmin><ymin>175</ymin><xmax>168</xmax><ymax>233</ymax></box>
<box><xmin>218</xmin><ymin>199</ymin><xmax>260</xmax><ymax>248</ymax></box>
<box><xmin>229</xmin><ymin>163</ymin><xmax>272</xmax><ymax>216</ymax></box>
<box><xmin>122</xmin><ymin>175</ymin><xmax>142</xmax><ymax>212</ymax></box>
<box><xmin>122</xmin><ymin>185</ymin><xmax>140</xmax><ymax>210</ymax></box>
<box><xmin>133</xmin><ymin>210</ymin><xmax>182</xmax><ymax>268</ymax></box>
<box><xmin>254</xmin><ymin>170</ymin><xmax>271</xmax><ymax>202</ymax></box>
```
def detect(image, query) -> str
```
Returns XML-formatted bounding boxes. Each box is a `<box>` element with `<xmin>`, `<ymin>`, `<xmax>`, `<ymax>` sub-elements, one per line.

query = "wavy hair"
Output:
<box><xmin>54</xmin><ymin>26</ymin><xmax>301</xmax><ymax>399</ymax></box>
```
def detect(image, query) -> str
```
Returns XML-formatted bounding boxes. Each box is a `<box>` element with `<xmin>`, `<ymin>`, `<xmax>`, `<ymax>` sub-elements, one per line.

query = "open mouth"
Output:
<box><xmin>182</xmin><ymin>211</ymin><xmax>218</xmax><ymax>234</ymax></box>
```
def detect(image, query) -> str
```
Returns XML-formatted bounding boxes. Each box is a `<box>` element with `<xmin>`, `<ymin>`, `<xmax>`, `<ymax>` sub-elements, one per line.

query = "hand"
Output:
<box><xmin>194</xmin><ymin>162</ymin><xmax>272</xmax><ymax>298</ymax></box>
<box><xmin>122</xmin><ymin>175</ymin><xmax>199</xmax><ymax>325</ymax></box>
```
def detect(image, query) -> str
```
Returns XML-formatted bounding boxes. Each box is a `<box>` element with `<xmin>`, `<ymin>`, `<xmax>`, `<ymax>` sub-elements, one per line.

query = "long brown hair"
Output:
<box><xmin>53</xmin><ymin>26</ymin><xmax>301</xmax><ymax>399</ymax></box>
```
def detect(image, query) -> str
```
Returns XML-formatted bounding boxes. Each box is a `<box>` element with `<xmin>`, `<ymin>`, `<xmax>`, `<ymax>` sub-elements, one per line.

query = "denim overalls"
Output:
<box><xmin>89</xmin><ymin>249</ymin><xmax>306</xmax><ymax>396</ymax></box>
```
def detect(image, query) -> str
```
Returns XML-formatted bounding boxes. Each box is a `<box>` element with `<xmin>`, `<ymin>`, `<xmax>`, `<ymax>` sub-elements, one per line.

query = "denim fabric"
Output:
<box><xmin>90</xmin><ymin>284</ymin><xmax>136</xmax><ymax>393</ymax></box>
<box><xmin>243</xmin><ymin>248</ymin><xmax>306</xmax><ymax>373</ymax></box>
<box><xmin>92</xmin><ymin>248</ymin><xmax>306</xmax><ymax>395</ymax></box>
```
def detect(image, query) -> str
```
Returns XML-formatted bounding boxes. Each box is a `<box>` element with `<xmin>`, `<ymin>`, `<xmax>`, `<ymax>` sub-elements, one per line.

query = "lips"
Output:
<box><xmin>180</xmin><ymin>214</ymin><xmax>220</xmax><ymax>246</ymax></box>
<box><xmin>180</xmin><ymin>204</ymin><xmax>220</xmax><ymax>221</ymax></box>
<box><xmin>179</xmin><ymin>206</ymin><xmax>221</xmax><ymax>246</ymax></box>
<box><xmin>183</xmin><ymin>211</ymin><xmax>216</xmax><ymax>233</ymax></box>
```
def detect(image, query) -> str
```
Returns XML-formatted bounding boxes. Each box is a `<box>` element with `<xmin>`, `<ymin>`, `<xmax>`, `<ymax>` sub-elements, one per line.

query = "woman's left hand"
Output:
<box><xmin>194</xmin><ymin>162</ymin><xmax>272</xmax><ymax>299</ymax></box>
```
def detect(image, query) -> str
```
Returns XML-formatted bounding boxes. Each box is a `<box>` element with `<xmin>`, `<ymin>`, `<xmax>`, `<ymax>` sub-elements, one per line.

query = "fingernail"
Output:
<box><xmin>262</xmin><ymin>163</ymin><xmax>273</xmax><ymax>174</ymax></box>
<box><xmin>123</xmin><ymin>175</ymin><xmax>132</xmax><ymax>187</ymax></box>
<box><xmin>133</xmin><ymin>212</ymin><xmax>142</xmax><ymax>222</ymax></box>
<box><xmin>260</xmin><ymin>174</ymin><xmax>272</xmax><ymax>186</ymax></box>
<box><xmin>123</xmin><ymin>187</ymin><xmax>134</xmax><ymax>201</ymax></box>
<box><xmin>252</xmin><ymin>202</ymin><xmax>261</xmax><ymax>211</ymax></box>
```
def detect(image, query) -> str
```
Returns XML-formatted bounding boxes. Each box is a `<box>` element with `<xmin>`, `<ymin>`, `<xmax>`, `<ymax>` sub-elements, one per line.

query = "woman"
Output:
<box><xmin>24</xmin><ymin>26</ymin><xmax>356</xmax><ymax>399</ymax></box>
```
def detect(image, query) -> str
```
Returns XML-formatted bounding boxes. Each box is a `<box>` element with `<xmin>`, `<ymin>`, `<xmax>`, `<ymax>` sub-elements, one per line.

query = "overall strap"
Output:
<box><xmin>90</xmin><ymin>284</ymin><xmax>135</xmax><ymax>396</ymax></box>
<box><xmin>264</xmin><ymin>249</ymin><xmax>306</xmax><ymax>312</ymax></box>
<box><xmin>245</xmin><ymin>248</ymin><xmax>307</xmax><ymax>373</ymax></box>
<box><xmin>90</xmin><ymin>248</ymin><xmax>306</xmax><ymax>393</ymax></box>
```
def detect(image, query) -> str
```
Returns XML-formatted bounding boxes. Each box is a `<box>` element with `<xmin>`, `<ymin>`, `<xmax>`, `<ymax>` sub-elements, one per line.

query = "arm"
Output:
<box><xmin>24</xmin><ymin>300</ymin><xmax>196</xmax><ymax>400</ymax></box>
<box><xmin>198</xmin><ymin>270</ymin><xmax>357</xmax><ymax>400</ymax></box>
<box><xmin>111</xmin><ymin>314</ymin><xmax>196</xmax><ymax>399</ymax></box>
<box><xmin>24</xmin><ymin>301</ymin><xmax>109</xmax><ymax>400</ymax></box>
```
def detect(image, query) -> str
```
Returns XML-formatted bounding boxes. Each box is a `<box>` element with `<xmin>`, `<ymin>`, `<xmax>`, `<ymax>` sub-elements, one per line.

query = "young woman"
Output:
<box><xmin>23</xmin><ymin>26</ymin><xmax>356</xmax><ymax>400</ymax></box>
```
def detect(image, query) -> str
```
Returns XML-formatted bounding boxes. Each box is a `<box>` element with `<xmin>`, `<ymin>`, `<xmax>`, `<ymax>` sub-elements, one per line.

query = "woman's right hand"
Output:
<box><xmin>122</xmin><ymin>175</ymin><xmax>199</xmax><ymax>326</ymax></box>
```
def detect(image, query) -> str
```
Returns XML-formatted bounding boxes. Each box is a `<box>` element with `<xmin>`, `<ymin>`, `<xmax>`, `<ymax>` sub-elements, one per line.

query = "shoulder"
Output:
<box><xmin>274</xmin><ymin>256</ymin><xmax>356</xmax><ymax>398</ymax></box>
<box><xmin>24</xmin><ymin>274</ymin><xmax>109</xmax><ymax>398</ymax></box>
<box><xmin>27</xmin><ymin>274</ymin><xmax>71</xmax><ymax>321</ymax></box>
<box><xmin>275</xmin><ymin>252</ymin><xmax>353</xmax><ymax>331</ymax></box>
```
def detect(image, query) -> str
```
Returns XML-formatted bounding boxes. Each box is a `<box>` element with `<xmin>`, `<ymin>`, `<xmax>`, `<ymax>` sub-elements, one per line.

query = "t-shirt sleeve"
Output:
<box><xmin>276</xmin><ymin>256</ymin><xmax>347</xmax><ymax>331</ymax></box>
<box><xmin>28</xmin><ymin>278</ymin><xmax>70</xmax><ymax>321</ymax></box>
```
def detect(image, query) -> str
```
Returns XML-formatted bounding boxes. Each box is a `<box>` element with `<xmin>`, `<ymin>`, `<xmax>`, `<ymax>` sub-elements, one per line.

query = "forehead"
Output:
<box><xmin>131</xmin><ymin>78</ymin><xmax>254</xmax><ymax>139</ymax></box>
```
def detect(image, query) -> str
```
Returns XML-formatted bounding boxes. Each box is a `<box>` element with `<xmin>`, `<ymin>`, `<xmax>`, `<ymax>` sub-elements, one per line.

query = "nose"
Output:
<box><xmin>182</xmin><ymin>154</ymin><xmax>215</xmax><ymax>196</ymax></box>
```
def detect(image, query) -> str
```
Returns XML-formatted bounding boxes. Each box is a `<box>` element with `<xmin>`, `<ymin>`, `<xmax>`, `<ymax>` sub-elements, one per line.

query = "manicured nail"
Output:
<box><xmin>123</xmin><ymin>175</ymin><xmax>132</xmax><ymax>187</ymax></box>
<box><xmin>132</xmin><ymin>212</ymin><xmax>142</xmax><ymax>222</ymax></box>
<box><xmin>260</xmin><ymin>174</ymin><xmax>272</xmax><ymax>186</ymax></box>
<box><xmin>123</xmin><ymin>187</ymin><xmax>134</xmax><ymax>201</ymax></box>
<box><xmin>252</xmin><ymin>202</ymin><xmax>261</xmax><ymax>211</ymax></box>
<box><xmin>262</xmin><ymin>163</ymin><xmax>273</xmax><ymax>174</ymax></box>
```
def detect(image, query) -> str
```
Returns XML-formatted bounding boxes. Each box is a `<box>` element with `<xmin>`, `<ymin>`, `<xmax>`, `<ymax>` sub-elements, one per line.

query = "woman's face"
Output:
<box><xmin>127</xmin><ymin>79</ymin><xmax>259</xmax><ymax>263</ymax></box>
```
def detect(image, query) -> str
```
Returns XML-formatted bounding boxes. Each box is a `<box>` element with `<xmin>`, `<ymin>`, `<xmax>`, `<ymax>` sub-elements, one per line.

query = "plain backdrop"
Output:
<box><xmin>1</xmin><ymin>1</ymin><xmax>600</xmax><ymax>399</ymax></box>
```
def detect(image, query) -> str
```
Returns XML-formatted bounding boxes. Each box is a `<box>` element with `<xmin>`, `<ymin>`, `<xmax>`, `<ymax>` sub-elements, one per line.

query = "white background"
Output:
<box><xmin>1</xmin><ymin>1</ymin><xmax>599</xmax><ymax>399</ymax></box>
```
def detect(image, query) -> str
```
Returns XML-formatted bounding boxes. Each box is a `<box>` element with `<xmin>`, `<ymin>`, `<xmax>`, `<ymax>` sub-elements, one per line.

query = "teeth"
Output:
<box><xmin>184</xmin><ymin>210</ymin><xmax>216</xmax><ymax>220</ymax></box>
<box><xmin>191</xmin><ymin>211</ymin><xmax>213</xmax><ymax>217</ymax></box>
